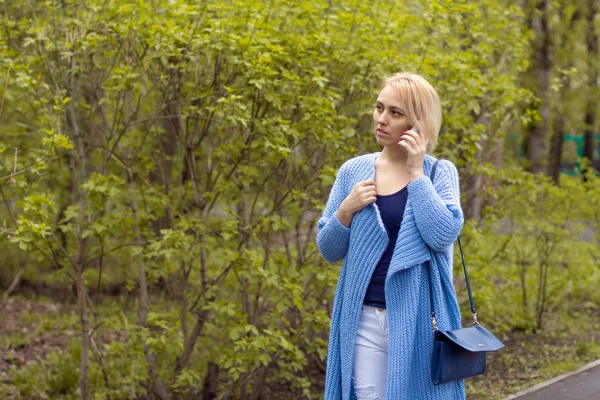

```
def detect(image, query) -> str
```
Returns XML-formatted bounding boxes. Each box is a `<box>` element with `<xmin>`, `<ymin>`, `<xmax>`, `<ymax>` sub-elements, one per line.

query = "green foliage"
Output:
<box><xmin>46</xmin><ymin>349</ymin><xmax>80</xmax><ymax>396</ymax></box>
<box><xmin>35</xmin><ymin>311</ymin><xmax>80</xmax><ymax>334</ymax></box>
<box><xmin>576</xmin><ymin>340</ymin><xmax>600</xmax><ymax>361</ymax></box>
<box><xmin>461</xmin><ymin>165</ymin><xmax>600</xmax><ymax>332</ymax></box>
<box><xmin>0</xmin><ymin>333</ymin><xmax>30</xmax><ymax>350</ymax></box>
<box><xmin>8</xmin><ymin>340</ymin><xmax>80</xmax><ymax>399</ymax></box>
<box><xmin>9</xmin><ymin>361</ymin><xmax>48</xmax><ymax>399</ymax></box>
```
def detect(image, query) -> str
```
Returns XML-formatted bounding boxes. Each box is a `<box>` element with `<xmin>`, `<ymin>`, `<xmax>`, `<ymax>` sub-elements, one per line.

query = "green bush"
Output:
<box><xmin>0</xmin><ymin>333</ymin><xmax>30</xmax><ymax>350</ymax></box>
<box><xmin>46</xmin><ymin>350</ymin><xmax>79</xmax><ymax>396</ymax></box>
<box><xmin>575</xmin><ymin>340</ymin><xmax>600</xmax><ymax>361</ymax></box>
<box><xmin>461</xmin><ymin>165</ymin><xmax>600</xmax><ymax>333</ymax></box>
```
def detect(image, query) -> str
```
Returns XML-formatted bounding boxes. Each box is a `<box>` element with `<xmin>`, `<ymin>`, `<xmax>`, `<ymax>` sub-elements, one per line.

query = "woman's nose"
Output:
<box><xmin>377</xmin><ymin>112</ymin><xmax>387</xmax><ymax>124</ymax></box>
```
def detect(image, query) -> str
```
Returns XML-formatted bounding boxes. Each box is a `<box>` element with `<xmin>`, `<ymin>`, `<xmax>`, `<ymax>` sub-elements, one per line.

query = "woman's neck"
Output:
<box><xmin>379</xmin><ymin>146</ymin><xmax>408</xmax><ymax>166</ymax></box>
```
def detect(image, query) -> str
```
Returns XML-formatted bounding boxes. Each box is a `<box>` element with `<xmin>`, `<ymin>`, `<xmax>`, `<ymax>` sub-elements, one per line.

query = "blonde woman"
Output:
<box><xmin>317</xmin><ymin>72</ymin><xmax>465</xmax><ymax>400</ymax></box>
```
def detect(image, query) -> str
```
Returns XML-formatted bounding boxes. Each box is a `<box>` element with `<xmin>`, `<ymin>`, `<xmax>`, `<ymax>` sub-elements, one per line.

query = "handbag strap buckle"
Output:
<box><xmin>431</xmin><ymin>315</ymin><xmax>438</xmax><ymax>332</ymax></box>
<box><xmin>472</xmin><ymin>312</ymin><xmax>480</xmax><ymax>325</ymax></box>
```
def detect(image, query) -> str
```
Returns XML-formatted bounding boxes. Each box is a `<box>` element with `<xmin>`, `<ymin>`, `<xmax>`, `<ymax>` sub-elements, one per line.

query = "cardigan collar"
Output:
<box><xmin>359</xmin><ymin>152</ymin><xmax>434</xmax><ymax>276</ymax></box>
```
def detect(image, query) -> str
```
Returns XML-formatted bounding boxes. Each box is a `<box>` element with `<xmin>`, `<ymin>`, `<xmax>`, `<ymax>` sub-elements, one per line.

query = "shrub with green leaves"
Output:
<box><xmin>461</xmin><ymin>165</ymin><xmax>600</xmax><ymax>333</ymax></box>
<box><xmin>0</xmin><ymin>0</ymin><xmax>559</xmax><ymax>399</ymax></box>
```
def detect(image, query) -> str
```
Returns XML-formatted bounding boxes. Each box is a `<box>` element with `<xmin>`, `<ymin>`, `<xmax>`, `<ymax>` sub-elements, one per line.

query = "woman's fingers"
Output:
<box><xmin>362</xmin><ymin>179</ymin><xmax>376</xmax><ymax>187</ymax></box>
<box><xmin>357</xmin><ymin>181</ymin><xmax>377</xmax><ymax>204</ymax></box>
<box><xmin>400</xmin><ymin>130</ymin><xmax>420</xmax><ymax>145</ymax></box>
<box><xmin>399</xmin><ymin>128</ymin><xmax>430</xmax><ymax>156</ymax></box>
<box><xmin>398</xmin><ymin>139</ymin><xmax>417</xmax><ymax>155</ymax></box>
<box><xmin>363</xmin><ymin>188</ymin><xmax>377</xmax><ymax>199</ymax></box>
<box><xmin>346</xmin><ymin>181</ymin><xmax>377</xmax><ymax>209</ymax></box>
<box><xmin>360</xmin><ymin>181</ymin><xmax>377</xmax><ymax>194</ymax></box>
<box><xmin>344</xmin><ymin>180</ymin><xmax>379</xmax><ymax>214</ymax></box>
<box><xmin>402</xmin><ymin>136</ymin><xmax>417</xmax><ymax>146</ymax></box>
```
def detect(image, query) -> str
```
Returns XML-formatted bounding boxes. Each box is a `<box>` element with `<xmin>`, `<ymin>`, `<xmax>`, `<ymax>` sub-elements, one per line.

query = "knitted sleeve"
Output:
<box><xmin>316</xmin><ymin>162</ymin><xmax>351</xmax><ymax>263</ymax></box>
<box><xmin>407</xmin><ymin>159</ymin><xmax>464</xmax><ymax>251</ymax></box>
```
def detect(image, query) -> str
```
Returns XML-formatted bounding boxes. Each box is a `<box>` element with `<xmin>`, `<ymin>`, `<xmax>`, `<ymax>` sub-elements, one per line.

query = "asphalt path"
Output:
<box><xmin>504</xmin><ymin>361</ymin><xmax>600</xmax><ymax>400</ymax></box>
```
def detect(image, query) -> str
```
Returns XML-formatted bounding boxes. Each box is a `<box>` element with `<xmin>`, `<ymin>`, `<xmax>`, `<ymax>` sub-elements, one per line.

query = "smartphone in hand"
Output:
<box><xmin>398</xmin><ymin>126</ymin><xmax>419</xmax><ymax>153</ymax></box>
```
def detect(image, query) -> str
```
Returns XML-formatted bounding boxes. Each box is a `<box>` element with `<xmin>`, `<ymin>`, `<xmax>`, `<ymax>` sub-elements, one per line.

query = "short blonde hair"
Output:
<box><xmin>382</xmin><ymin>72</ymin><xmax>442</xmax><ymax>152</ymax></box>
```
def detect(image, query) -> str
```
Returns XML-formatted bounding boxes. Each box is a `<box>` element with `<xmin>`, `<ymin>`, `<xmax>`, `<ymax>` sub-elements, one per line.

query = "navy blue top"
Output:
<box><xmin>363</xmin><ymin>185</ymin><xmax>409</xmax><ymax>309</ymax></box>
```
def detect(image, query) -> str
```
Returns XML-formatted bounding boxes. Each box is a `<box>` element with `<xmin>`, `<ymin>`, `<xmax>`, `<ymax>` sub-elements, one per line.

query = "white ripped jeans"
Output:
<box><xmin>352</xmin><ymin>305</ymin><xmax>389</xmax><ymax>400</ymax></box>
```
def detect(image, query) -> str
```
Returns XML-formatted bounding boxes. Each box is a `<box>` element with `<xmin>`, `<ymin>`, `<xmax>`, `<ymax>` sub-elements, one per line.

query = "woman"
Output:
<box><xmin>317</xmin><ymin>72</ymin><xmax>465</xmax><ymax>400</ymax></box>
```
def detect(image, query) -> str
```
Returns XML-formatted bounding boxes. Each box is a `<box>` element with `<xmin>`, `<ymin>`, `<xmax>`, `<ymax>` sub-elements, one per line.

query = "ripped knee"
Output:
<box><xmin>353</xmin><ymin>379</ymin><xmax>378</xmax><ymax>400</ymax></box>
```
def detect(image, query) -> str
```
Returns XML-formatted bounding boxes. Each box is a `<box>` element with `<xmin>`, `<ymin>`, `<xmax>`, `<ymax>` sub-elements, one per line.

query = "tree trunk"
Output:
<box><xmin>463</xmin><ymin>111</ymin><xmax>489</xmax><ymax>221</ymax></box>
<box><xmin>464</xmin><ymin>148</ymin><xmax>485</xmax><ymax>221</ymax></box>
<box><xmin>129</xmin><ymin>170</ymin><xmax>170</xmax><ymax>400</ymax></box>
<box><xmin>584</xmin><ymin>110</ymin><xmax>596</xmax><ymax>169</ymax></box>
<box><xmin>76</xmin><ymin>241</ymin><xmax>90</xmax><ymax>400</ymax></box>
<box><xmin>248</xmin><ymin>367</ymin><xmax>268</xmax><ymax>400</ymax></box>
<box><xmin>548</xmin><ymin>111</ymin><xmax>566</xmax><ymax>182</ymax></box>
<box><xmin>547</xmin><ymin>4</ymin><xmax>582</xmax><ymax>182</ymax></box>
<box><xmin>150</xmin><ymin>100</ymin><xmax>180</xmax><ymax>236</ymax></box>
<box><xmin>485</xmin><ymin>135</ymin><xmax>504</xmax><ymax>207</ymax></box>
<box><xmin>583</xmin><ymin>0</ymin><xmax>598</xmax><ymax>179</ymax></box>
<box><xmin>201</xmin><ymin>362</ymin><xmax>219</xmax><ymax>400</ymax></box>
<box><xmin>68</xmin><ymin>55</ymin><xmax>91</xmax><ymax>400</ymax></box>
<box><xmin>528</xmin><ymin>0</ymin><xmax>553</xmax><ymax>174</ymax></box>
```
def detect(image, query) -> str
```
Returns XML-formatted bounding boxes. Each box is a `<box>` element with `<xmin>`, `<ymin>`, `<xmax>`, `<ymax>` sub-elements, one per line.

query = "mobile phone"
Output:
<box><xmin>408</xmin><ymin>122</ymin><xmax>421</xmax><ymax>135</ymax></box>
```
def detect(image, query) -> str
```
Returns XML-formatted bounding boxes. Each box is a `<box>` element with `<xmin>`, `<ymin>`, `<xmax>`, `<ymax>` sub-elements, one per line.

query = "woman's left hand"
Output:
<box><xmin>398</xmin><ymin>129</ymin><xmax>428</xmax><ymax>181</ymax></box>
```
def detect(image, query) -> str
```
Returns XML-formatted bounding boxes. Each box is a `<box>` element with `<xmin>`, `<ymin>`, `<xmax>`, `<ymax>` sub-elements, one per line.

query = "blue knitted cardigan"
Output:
<box><xmin>317</xmin><ymin>152</ymin><xmax>466</xmax><ymax>400</ymax></box>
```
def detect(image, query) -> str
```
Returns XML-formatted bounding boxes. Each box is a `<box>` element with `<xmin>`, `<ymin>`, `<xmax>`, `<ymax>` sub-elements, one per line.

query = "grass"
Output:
<box><xmin>0</xmin><ymin>333</ymin><xmax>31</xmax><ymax>350</ymax></box>
<box><xmin>466</xmin><ymin>306</ymin><xmax>600</xmax><ymax>399</ymax></box>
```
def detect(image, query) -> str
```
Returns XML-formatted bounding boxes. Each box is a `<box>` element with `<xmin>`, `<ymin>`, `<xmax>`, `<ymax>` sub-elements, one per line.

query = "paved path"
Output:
<box><xmin>504</xmin><ymin>360</ymin><xmax>600</xmax><ymax>400</ymax></box>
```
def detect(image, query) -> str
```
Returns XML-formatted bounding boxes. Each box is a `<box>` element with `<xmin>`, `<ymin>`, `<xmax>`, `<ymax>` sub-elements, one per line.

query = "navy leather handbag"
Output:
<box><xmin>429</xmin><ymin>161</ymin><xmax>505</xmax><ymax>385</ymax></box>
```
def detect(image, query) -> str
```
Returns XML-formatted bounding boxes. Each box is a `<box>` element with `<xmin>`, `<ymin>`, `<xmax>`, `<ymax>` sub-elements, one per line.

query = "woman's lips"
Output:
<box><xmin>377</xmin><ymin>129</ymin><xmax>389</xmax><ymax>137</ymax></box>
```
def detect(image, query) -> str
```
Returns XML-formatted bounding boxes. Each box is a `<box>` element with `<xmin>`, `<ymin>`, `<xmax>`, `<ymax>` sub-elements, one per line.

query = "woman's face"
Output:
<box><xmin>373</xmin><ymin>85</ymin><xmax>412</xmax><ymax>146</ymax></box>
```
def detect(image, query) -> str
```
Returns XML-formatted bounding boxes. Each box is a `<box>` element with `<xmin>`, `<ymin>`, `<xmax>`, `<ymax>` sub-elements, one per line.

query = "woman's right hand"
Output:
<box><xmin>336</xmin><ymin>180</ymin><xmax>377</xmax><ymax>227</ymax></box>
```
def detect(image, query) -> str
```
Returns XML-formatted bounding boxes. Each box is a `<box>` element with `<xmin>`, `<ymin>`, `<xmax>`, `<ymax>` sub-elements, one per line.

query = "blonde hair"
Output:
<box><xmin>381</xmin><ymin>72</ymin><xmax>442</xmax><ymax>152</ymax></box>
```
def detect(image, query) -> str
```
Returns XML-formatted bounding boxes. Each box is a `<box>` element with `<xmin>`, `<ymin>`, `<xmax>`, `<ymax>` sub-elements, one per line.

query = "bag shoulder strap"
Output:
<box><xmin>429</xmin><ymin>160</ymin><xmax>479</xmax><ymax>330</ymax></box>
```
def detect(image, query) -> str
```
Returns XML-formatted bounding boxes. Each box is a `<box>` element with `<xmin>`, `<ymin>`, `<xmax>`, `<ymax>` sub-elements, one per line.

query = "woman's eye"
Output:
<box><xmin>392</xmin><ymin>111</ymin><xmax>401</xmax><ymax>116</ymax></box>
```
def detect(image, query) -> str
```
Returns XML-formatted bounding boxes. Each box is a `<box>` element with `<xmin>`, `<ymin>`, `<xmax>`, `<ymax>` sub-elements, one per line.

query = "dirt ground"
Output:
<box><xmin>0</xmin><ymin>297</ymin><xmax>77</xmax><ymax>377</ymax></box>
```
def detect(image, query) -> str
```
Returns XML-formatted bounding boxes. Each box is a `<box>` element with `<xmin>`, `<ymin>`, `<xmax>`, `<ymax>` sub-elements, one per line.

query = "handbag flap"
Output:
<box><xmin>435</xmin><ymin>324</ymin><xmax>505</xmax><ymax>352</ymax></box>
